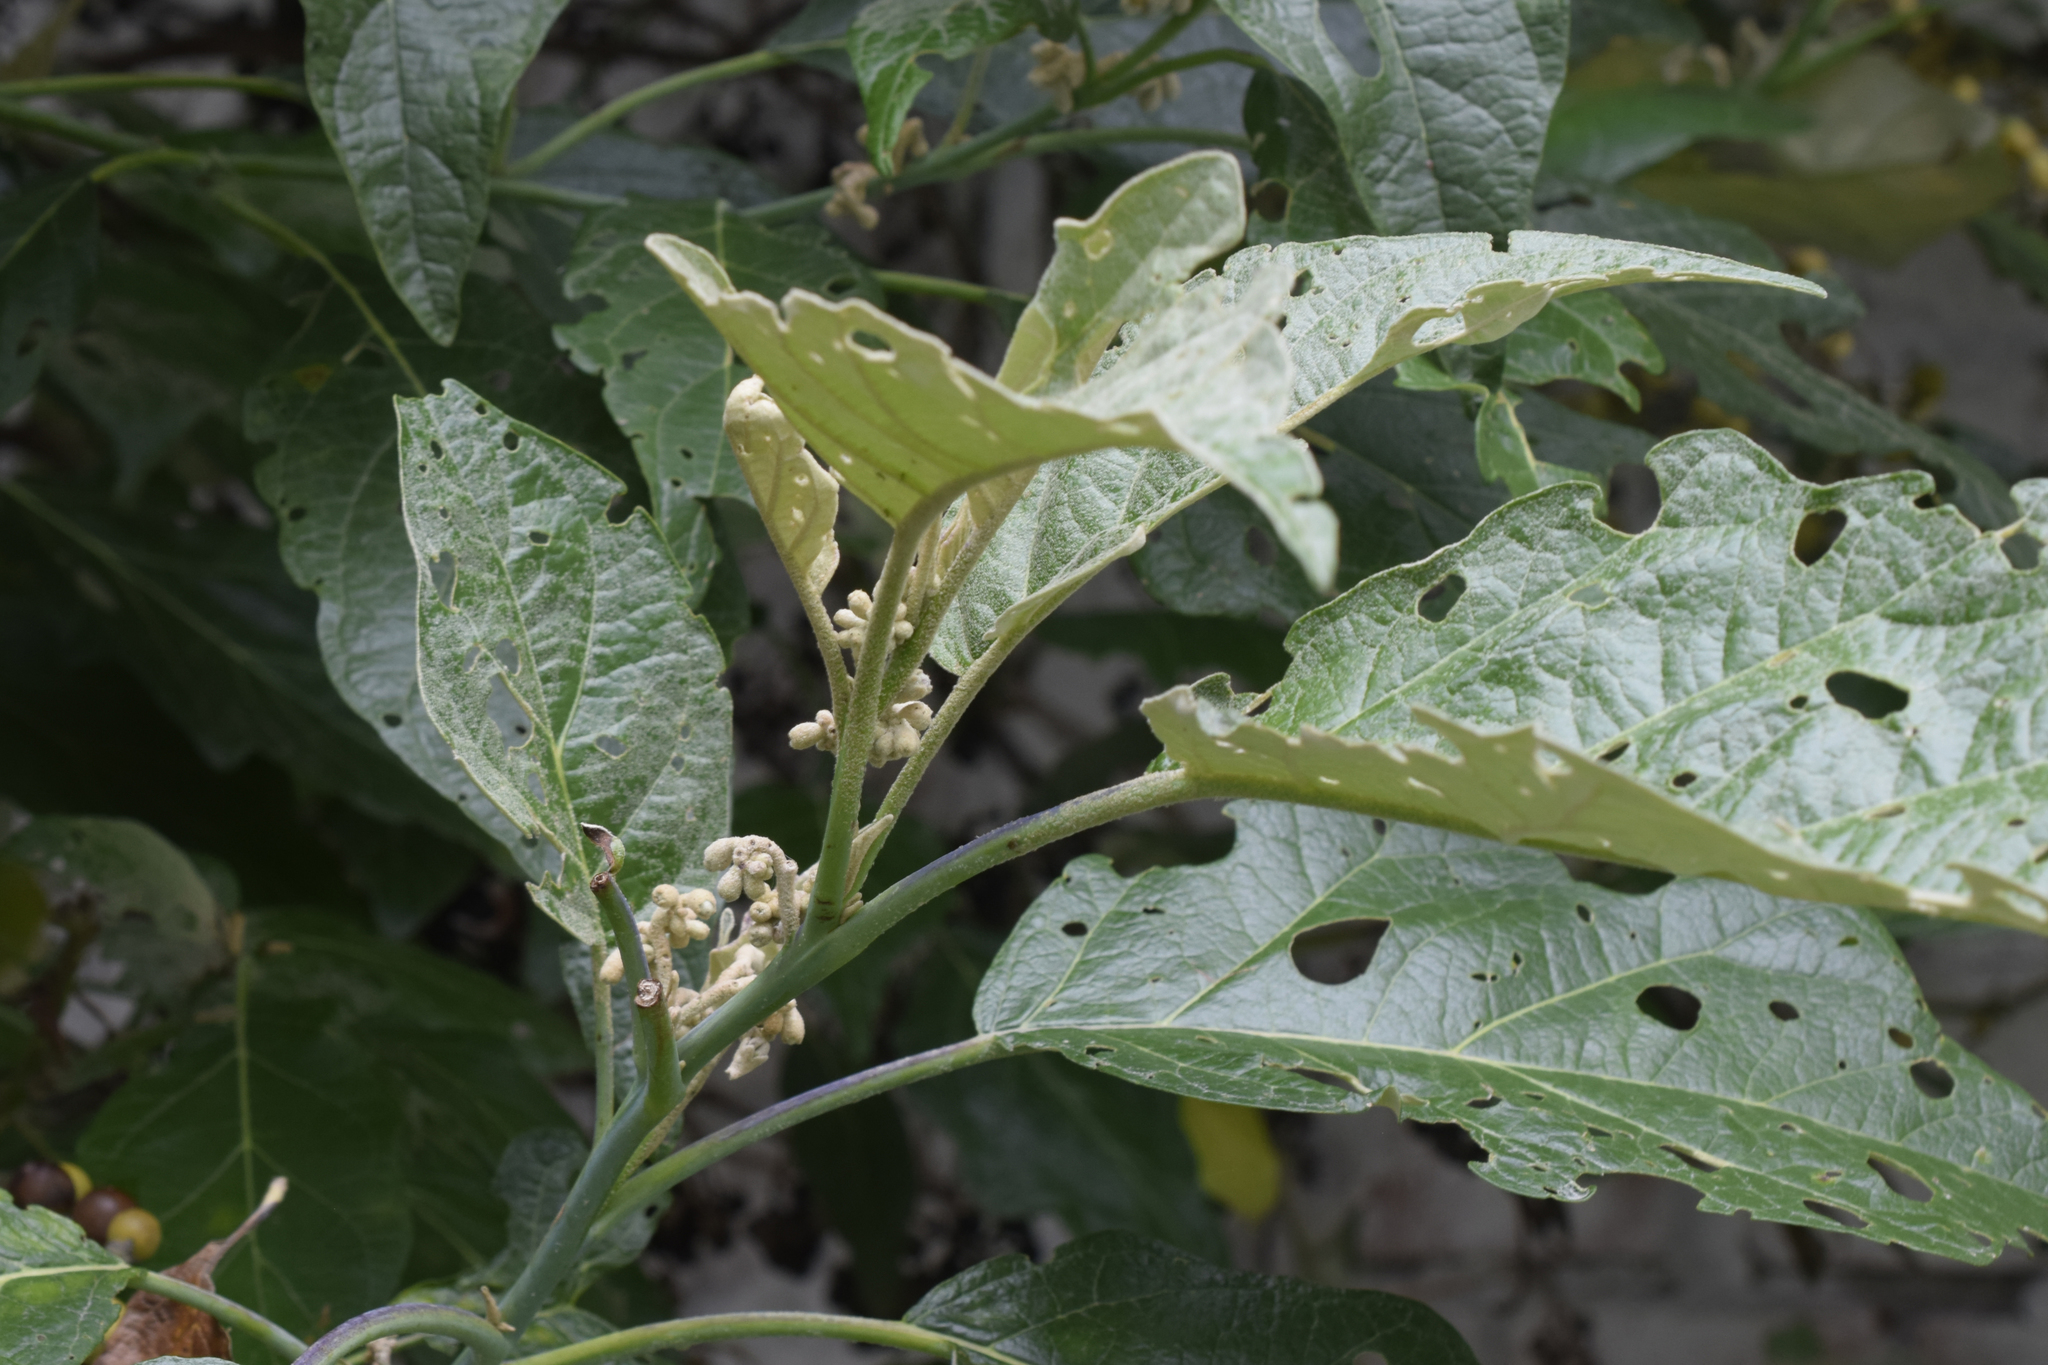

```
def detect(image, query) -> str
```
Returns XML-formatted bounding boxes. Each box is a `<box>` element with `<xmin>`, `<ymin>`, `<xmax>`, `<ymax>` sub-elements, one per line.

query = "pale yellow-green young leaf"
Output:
<box><xmin>724</xmin><ymin>376</ymin><xmax>840</xmax><ymax>599</ymax></box>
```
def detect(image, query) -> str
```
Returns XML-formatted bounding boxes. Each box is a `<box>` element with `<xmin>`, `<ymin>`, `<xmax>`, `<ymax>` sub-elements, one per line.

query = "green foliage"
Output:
<box><xmin>905</xmin><ymin>1230</ymin><xmax>1479</xmax><ymax>1365</ymax></box>
<box><xmin>847</xmin><ymin>0</ymin><xmax>1039</xmax><ymax>172</ymax></box>
<box><xmin>0</xmin><ymin>1194</ymin><xmax>127</xmax><ymax>1365</ymax></box>
<box><xmin>978</xmin><ymin>802</ymin><xmax>2048</xmax><ymax>1261</ymax></box>
<box><xmin>396</xmin><ymin>383</ymin><xmax>730</xmax><ymax>941</ymax></box>
<box><xmin>1146</xmin><ymin>431</ymin><xmax>2048</xmax><ymax>928</ymax></box>
<box><xmin>300</xmin><ymin>0</ymin><xmax>570</xmax><ymax>342</ymax></box>
<box><xmin>0</xmin><ymin>172</ymin><xmax>94</xmax><ymax>415</ymax></box>
<box><xmin>1217</xmin><ymin>0</ymin><xmax>1569</xmax><ymax>237</ymax></box>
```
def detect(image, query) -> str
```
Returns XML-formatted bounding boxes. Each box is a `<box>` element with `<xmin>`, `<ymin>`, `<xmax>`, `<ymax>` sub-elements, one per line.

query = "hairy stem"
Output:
<box><xmin>511</xmin><ymin>1311</ymin><xmax>967</xmax><ymax>1365</ymax></box>
<box><xmin>296</xmin><ymin>1304</ymin><xmax>509</xmax><ymax>1365</ymax></box>
<box><xmin>1019</xmin><ymin>126</ymin><xmax>1252</xmax><ymax>156</ymax></box>
<box><xmin>506</xmin><ymin>46</ymin><xmax>832</xmax><ymax>177</ymax></box>
<box><xmin>591</xmin><ymin>943</ymin><xmax>616</xmax><ymax>1141</ymax></box>
<box><xmin>132</xmin><ymin>1271</ymin><xmax>307</xmax><ymax>1359</ymax></box>
<box><xmin>0</xmin><ymin>72</ymin><xmax>306</xmax><ymax>101</ymax></box>
<box><xmin>595</xmin><ymin>1036</ymin><xmax>1002</xmax><ymax>1238</ymax></box>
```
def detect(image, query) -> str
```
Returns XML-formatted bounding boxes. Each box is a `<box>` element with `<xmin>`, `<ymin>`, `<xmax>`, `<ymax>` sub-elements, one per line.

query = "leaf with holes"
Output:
<box><xmin>1215</xmin><ymin>0</ymin><xmax>1570</xmax><ymax>237</ymax></box>
<box><xmin>905</xmin><ymin>1229</ymin><xmax>1478</xmax><ymax>1365</ymax></box>
<box><xmin>1144</xmin><ymin>429</ymin><xmax>2048</xmax><ymax>929</ymax></box>
<box><xmin>978</xmin><ymin>802</ymin><xmax>2048</xmax><ymax>1262</ymax></box>
<box><xmin>1499</xmin><ymin>291</ymin><xmax>1661</xmax><ymax>409</ymax></box>
<box><xmin>1542</xmin><ymin>193</ymin><xmax>2016</xmax><ymax>530</ymax></box>
<box><xmin>253</xmin><ymin>275</ymin><xmax>643</xmax><ymax>873</ymax></box>
<box><xmin>645</xmin><ymin>152</ymin><xmax>1338</xmax><ymax>587</ymax></box>
<box><xmin>396</xmin><ymin>382</ymin><xmax>730</xmax><ymax>942</ymax></box>
<box><xmin>0</xmin><ymin>1194</ymin><xmax>128</xmax><ymax>1365</ymax></box>
<box><xmin>847</xmin><ymin>0</ymin><xmax>1042</xmax><ymax>174</ymax></box>
<box><xmin>301</xmin><ymin>0</ymin><xmax>570</xmax><ymax>342</ymax></box>
<box><xmin>556</xmin><ymin>201</ymin><xmax>879</xmax><ymax>545</ymax></box>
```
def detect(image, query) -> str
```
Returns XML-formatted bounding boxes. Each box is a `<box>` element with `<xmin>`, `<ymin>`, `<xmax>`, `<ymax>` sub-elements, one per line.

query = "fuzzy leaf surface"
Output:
<box><xmin>301</xmin><ymin>0</ymin><xmax>569</xmax><ymax>342</ymax></box>
<box><xmin>848</xmin><ymin>0</ymin><xmax>1039</xmax><ymax>173</ymax></box>
<box><xmin>1216</xmin><ymin>0</ymin><xmax>1569</xmax><ymax>237</ymax></box>
<box><xmin>397</xmin><ymin>382</ymin><xmax>730</xmax><ymax>942</ymax></box>
<box><xmin>0</xmin><ymin>1195</ymin><xmax>127</xmax><ymax>1365</ymax></box>
<box><xmin>979</xmin><ymin>803</ymin><xmax>2048</xmax><ymax>1262</ymax></box>
<box><xmin>556</xmin><ymin>201</ymin><xmax>877</xmax><ymax>539</ymax></box>
<box><xmin>1146</xmin><ymin>431</ymin><xmax>2048</xmax><ymax>928</ymax></box>
<box><xmin>905</xmin><ymin>1229</ymin><xmax>1478</xmax><ymax>1365</ymax></box>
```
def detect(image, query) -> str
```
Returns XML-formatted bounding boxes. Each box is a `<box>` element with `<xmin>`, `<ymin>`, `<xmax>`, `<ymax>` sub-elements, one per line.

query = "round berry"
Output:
<box><xmin>8</xmin><ymin>1161</ymin><xmax>76</xmax><ymax>1215</ymax></box>
<box><xmin>59</xmin><ymin>1162</ymin><xmax>92</xmax><ymax>1200</ymax></box>
<box><xmin>75</xmin><ymin>1187</ymin><xmax>137</xmax><ymax>1242</ymax></box>
<box><xmin>105</xmin><ymin>1207</ymin><xmax>161</xmax><ymax>1261</ymax></box>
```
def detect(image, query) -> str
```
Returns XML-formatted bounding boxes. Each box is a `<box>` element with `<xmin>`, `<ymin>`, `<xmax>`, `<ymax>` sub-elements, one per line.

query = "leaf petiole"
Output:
<box><xmin>129</xmin><ymin>1270</ymin><xmax>308</xmax><ymax>1359</ymax></box>
<box><xmin>510</xmin><ymin>1310</ymin><xmax>988</xmax><ymax>1365</ymax></box>
<box><xmin>0</xmin><ymin>72</ymin><xmax>308</xmax><ymax>102</ymax></box>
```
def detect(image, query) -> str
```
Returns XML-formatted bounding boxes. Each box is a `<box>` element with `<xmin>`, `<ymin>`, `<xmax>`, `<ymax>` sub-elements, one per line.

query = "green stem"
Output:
<box><xmin>485</xmin><ymin>177</ymin><xmax>623</xmax><ymax>209</ymax></box>
<box><xmin>131</xmin><ymin>1270</ymin><xmax>307</xmax><ymax>1359</ymax></box>
<box><xmin>1100</xmin><ymin>0</ymin><xmax>1211</xmax><ymax>78</ymax></box>
<box><xmin>0</xmin><ymin>72</ymin><xmax>307</xmax><ymax>101</ymax></box>
<box><xmin>513</xmin><ymin>1311</ymin><xmax>975</xmax><ymax>1365</ymax></box>
<box><xmin>1086</xmin><ymin>46</ymin><xmax>1269</xmax><ymax>103</ymax></box>
<box><xmin>1017</xmin><ymin>126</ymin><xmax>1251</xmax><ymax>156</ymax></box>
<box><xmin>595</xmin><ymin>1036</ymin><xmax>1001</xmax><ymax>1238</ymax></box>
<box><xmin>872</xmin><ymin>270</ymin><xmax>1029</xmax><ymax>307</ymax></box>
<box><xmin>507</xmin><ymin>46</ymin><xmax>833</xmax><ymax>178</ymax></box>
<box><xmin>942</xmin><ymin>47</ymin><xmax>993</xmax><ymax>146</ymax></box>
<box><xmin>1763</xmin><ymin>0</ymin><xmax>1841</xmax><ymax>89</ymax></box>
<box><xmin>296</xmin><ymin>1304</ymin><xmax>509</xmax><ymax>1365</ymax></box>
<box><xmin>1763</xmin><ymin>9</ymin><xmax>1918</xmax><ymax>93</ymax></box>
<box><xmin>591</xmin><ymin>943</ymin><xmax>616</xmax><ymax>1142</ymax></box>
<box><xmin>0</xmin><ymin>97</ymin><xmax>145</xmax><ymax>152</ymax></box>
<box><xmin>233</xmin><ymin>942</ymin><xmax>256</xmax><ymax>1221</ymax></box>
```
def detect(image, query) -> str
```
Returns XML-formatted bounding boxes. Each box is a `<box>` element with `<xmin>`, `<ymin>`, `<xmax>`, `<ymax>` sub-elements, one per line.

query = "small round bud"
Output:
<box><xmin>704</xmin><ymin>837</ymin><xmax>740</xmax><ymax>872</ymax></box>
<box><xmin>651</xmin><ymin>884</ymin><xmax>681</xmax><ymax>909</ymax></box>
<box><xmin>106</xmin><ymin>1207</ymin><xmax>161</xmax><ymax>1261</ymax></box>
<box><xmin>717</xmin><ymin>867</ymin><xmax>744</xmax><ymax>902</ymax></box>
<box><xmin>8</xmin><ymin>1162</ymin><xmax>75</xmax><ymax>1215</ymax></box>
<box><xmin>76</xmin><ymin>1187</ymin><xmax>137</xmax><ymax>1243</ymax></box>
<box><xmin>598</xmin><ymin>948</ymin><xmax>625</xmax><ymax>983</ymax></box>
<box><xmin>781</xmin><ymin>1004</ymin><xmax>806</xmax><ymax>1046</ymax></box>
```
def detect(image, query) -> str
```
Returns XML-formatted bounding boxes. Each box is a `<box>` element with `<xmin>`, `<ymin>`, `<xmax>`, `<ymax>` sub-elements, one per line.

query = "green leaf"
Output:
<box><xmin>301</xmin><ymin>0</ymin><xmax>570</xmax><ymax>342</ymax></box>
<box><xmin>1544</xmin><ymin>193</ymin><xmax>2018</xmax><ymax>529</ymax></box>
<box><xmin>556</xmin><ymin>200</ymin><xmax>879</xmax><ymax>545</ymax></box>
<box><xmin>252</xmin><ymin>274</ymin><xmax>647</xmax><ymax>871</ymax></box>
<box><xmin>1541</xmin><ymin>85</ymin><xmax>1809</xmax><ymax>185</ymax></box>
<box><xmin>978</xmin><ymin>802</ymin><xmax>2048</xmax><ymax>1262</ymax></box>
<box><xmin>0</xmin><ymin>816</ymin><xmax>225</xmax><ymax>1006</ymax></box>
<box><xmin>1225</xmin><ymin>227</ymin><xmax>1821</xmax><ymax>427</ymax></box>
<box><xmin>78</xmin><ymin>1000</ymin><xmax>411</xmax><ymax>1337</ymax></box>
<box><xmin>1970</xmin><ymin>209</ymin><xmax>2048</xmax><ymax>309</ymax></box>
<box><xmin>905</xmin><ymin>1229</ymin><xmax>1478</xmax><ymax>1364</ymax></box>
<box><xmin>0</xmin><ymin>1193</ymin><xmax>127</xmax><ymax>1365</ymax></box>
<box><xmin>1242</xmin><ymin>69</ymin><xmax>1374</xmax><ymax>246</ymax></box>
<box><xmin>847</xmin><ymin>0</ymin><xmax>1040</xmax><ymax>173</ymax></box>
<box><xmin>1216</xmin><ymin>0</ymin><xmax>1569</xmax><ymax>237</ymax></box>
<box><xmin>0</xmin><ymin>173</ymin><xmax>95</xmax><ymax>413</ymax></box>
<box><xmin>396</xmin><ymin>382</ymin><xmax>731</xmax><ymax>942</ymax></box>
<box><xmin>1144</xmin><ymin>430</ymin><xmax>2048</xmax><ymax>929</ymax></box>
<box><xmin>1499</xmin><ymin>291</ymin><xmax>1660</xmax><ymax>407</ymax></box>
<box><xmin>646</xmin><ymin>153</ymin><xmax>1338</xmax><ymax>587</ymax></box>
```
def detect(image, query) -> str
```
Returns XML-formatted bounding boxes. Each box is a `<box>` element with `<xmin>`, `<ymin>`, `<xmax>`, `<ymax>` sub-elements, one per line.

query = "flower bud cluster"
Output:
<box><xmin>597</xmin><ymin>883</ymin><xmax>713</xmax><ymax>998</ymax></box>
<box><xmin>832</xmin><ymin>589</ymin><xmax>913</xmax><ymax>664</ymax></box>
<box><xmin>1028</xmin><ymin>40</ymin><xmax>1088</xmax><ymax>113</ymax></box>
<box><xmin>788</xmin><ymin>709</ymin><xmax>838</xmax><ymax>753</ymax></box>
<box><xmin>787</xmin><ymin>670</ymin><xmax>934</xmax><ymax>767</ymax></box>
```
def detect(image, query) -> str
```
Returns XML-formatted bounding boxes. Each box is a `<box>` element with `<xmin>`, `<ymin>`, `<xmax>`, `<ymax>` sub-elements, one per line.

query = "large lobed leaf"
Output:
<box><xmin>301</xmin><ymin>0</ymin><xmax>569</xmax><ymax>343</ymax></box>
<box><xmin>646</xmin><ymin>153</ymin><xmax>1339</xmax><ymax>587</ymax></box>
<box><xmin>906</xmin><ymin>1229</ymin><xmax>1478</xmax><ymax>1365</ymax></box>
<box><xmin>1145</xmin><ymin>430</ymin><xmax>2048</xmax><ymax>929</ymax></box>
<box><xmin>847</xmin><ymin>0</ymin><xmax>1039</xmax><ymax>174</ymax></box>
<box><xmin>0</xmin><ymin>1195</ymin><xmax>128</xmax><ymax>1365</ymax></box>
<box><xmin>979</xmin><ymin>803</ymin><xmax>2048</xmax><ymax>1263</ymax></box>
<box><xmin>1217</xmin><ymin>0</ymin><xmax>1569</xmax><ymax>238</ymax></box>
<box><xmin>396</xmin><ymin>383</ymin><xmax>730</xmax><ymax>941</ymax></box>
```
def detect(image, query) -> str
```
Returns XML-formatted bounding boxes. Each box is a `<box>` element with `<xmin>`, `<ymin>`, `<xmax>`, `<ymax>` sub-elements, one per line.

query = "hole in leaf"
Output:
<box><xmin>430</xmin><ymin>441</ymin><xmax>445</xmax><ymax>459</ymax></box>
<box><xmin>474</xmin><ymin>401</ymin><xmax>487</xmax><ymax>415</ymax></box>
<box><xmin>1826</xmin><ymin>671</ymin><xmax>1909</xmax><ymax>719</ymax></box>
<box><xmin>1569</xmin><ymin>583</ymin><xmax>1609</xmax><ymax>606</ymax></box>
<box><xmin>1140</xmin><ymin>905</ymin><xmax>1164</xmax><ymax>915</ymax></box>
<box><xmin>502</xmin><ymin>430</ymin><xmax>520</xmax><ymax>451</ymax></box>
<box><xmin>1416</xmin><ymin>574</ymin><xmax>1466</xmax><ymax>622</ymax></box>
<box><xmin>620</xmin><ymin>349</ymin><xmax>645</xmax><ymax>371</ymax></box>
<box><xmin>529</xmin><ymin>529</ymin><xmax>550</xmax><ymax>546</ymax></box>
<box><xmin>1467</xmin><ymin>1094</ymin><xmax>1501</xmax><ymax>1109</ymax></box>
<box><xmin>1061</xmin><ymin>921</ymin><xmax>1089</xmax><ymax>938</ymax></box>
<box><xmin>1868</xmin><ymin>1155</ymin><xmax>1932</xmax><ymax>1203</ymax></box>
<box><xmin>1671</xmin><ymin>771</ymin><xmax>1698</xmax><ymax>789</ymax></box>
<box><xmin>1793</xmin><ymin>510</ymin><xmax>1848</xmax><ymax>565</ymax></box>
<box><xmin>1291</xmin><ymin>1068</ymin><xmax>1358</xmax><ymax>1092</ymax></box>
<box><xmin>848</xmin><ymin>330</ymin><xmax>894</xmax><ymax>358</ymax></box>
<box><xmin>1243</xmin><ymin>524</ymin><xmax>1276</xmax><ymax>566</ymax></box>
<box><xmin>1636</xmin><ymin>984</ymin><xmax>1702</xmax><ymax>1031</ymax></box>
<box><xmin>606</xmin><ymin>492</ymin><xmax>633</xmax><ymax>525</ymax></box>
<box><xmin>1248</xmin><ymin>179</ymin><xmax>1290</xmax><ymax>221</ymax></box>
<box><xmin>1575</xmin><ymin>903</ymin><xmax>1594</xmax><ymax>924</ymax></box>
<box><xmin>594</xmin><ymin>735</ymin><xmax>626</xmax><ymax>759</ymax></box>
<box><xmin>1909</xmin><ymin>1059</ymin><xmax>1955</xmax><ymax>1099</ymax></box>
<box><xmin>1913</xmin><ymin>492</ymin><xmax>1939</xmax><ymax>509</ymax></box>
<box><xmin>428</xmin><ymin>551</ymin><xmax>458</xmax><ymax>608</ymax></box>
<box><xmin>381</xmin><ymin>713</ymin><xmax>402</xmax><ymax>728</ymax></box>
<box><xmin>1803</xmin><ymin>1200</ymin><xmax>1869</xmax><ymax>1231</ymax></box>
<box><xmin>1662</xmin><ymin>1144</ymin><xmax>1721</xmax><ymax>1172</ymax></box>
<box><xmin>1471</xmin><ymin>971</ymin><xmax>1499</xmax><ymax>983</ymax></box>
<box><xmin>2004</xmin><ymin>531</ymin><xmax>2042</xmax><ymax>569</ymax></box>
<box><xmin>286</xmin><ymin>506</ymin><xmax>307</xmax><ymax>522</ymax></box>
<box><xmin>1887</xmin><ymin>1027</ymin><xmax>1914</xmax><ymax>1049</ymax></box>
<box><xmin>679</xmin><ymin>447</ymin><xmax>695</xmax><ymax>461</ymax></box>
<box><xmin>487</xmin><ymin>673</ymin><xmax>533</xmax><ymax>750</ymax></box>
<box><xmin>1789</xmin><ymin>694</ymin><xmax>1809</xmax><ymax>709</ymax></box>
<box><xmin>1083</xmin><ymin>1044</ymin><xmax>1114</xmax><ymax>1057</ymax></box>
<box><xmin>1839</xmin><ymin>935</ymin><xmax>1860</xmax><ymax>947</ymax></box>
<box><xmin>1290</xmin><ymin>269</ymin><xmax>1314</xmax><ymax>297</ymax></box>
<box><xmin>491</xmin><ymin>638</ymin><xmax>521</xmax><ymax>674</ymax></box>
<box><xmin>1561</xmin><ymin>857</ymin><xmax>1674</xmax><ymax>895</ymax></box>
<box><xmin>1371</xmin><ymin>818</ymin><xmax>1387</xmax><ymax>836</ymax></box>
<box><xmin>1290</xmin><ymin>917</ymin><xmax>1389</xmax><ymax>985</ymax></box>
<box><xmin>822</xmin><ymin>275</ymin><xmax>858</xmax><ymax>298</ymax></box>
<box><xmin>1598</xmin><ymin>740</ymin><xmax>1629</xmax><ymax>762</ymax></box>
<box><xmin>1770</xmin><ymin>1000</ymin><xmax>1800</xmax><ymax>1021</ymax></box>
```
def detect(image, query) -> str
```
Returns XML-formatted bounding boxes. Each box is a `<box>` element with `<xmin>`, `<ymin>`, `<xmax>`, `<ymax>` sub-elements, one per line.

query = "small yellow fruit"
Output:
<box><xmin>59</xmin><ymin>1162</ymin><xmax>92</xmax><ymax>1200</ymax></box>
<box><xmin>106</xmin><ymin>1207</ymin><xmax>161</xmax><ymax>1261</ymax></box>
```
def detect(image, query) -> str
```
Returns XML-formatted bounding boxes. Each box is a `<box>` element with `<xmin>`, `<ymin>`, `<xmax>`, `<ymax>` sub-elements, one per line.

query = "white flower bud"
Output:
<box><xmin>726</xmin><ymin>1033</ymin><xmax>774</xmax><ymax>1079</ymax></box>
<box><xmin>598</xmin><ymin>948</ymin><xmax>624</xmax><ymax>983</ymax></box>
<box><xmin>704</xmin><ymin>837</ymin><xmax>740</xmax><ymax>872</ymax></box>
<box><xmin>781</xmin><ymin>1003</ymin><xmax>806</xmax><ymax>1046</ymax></box>
<box><xmin>717</xmin><ymin>866</ymin><xmax>744</xmax><ymax>902</ymax></box>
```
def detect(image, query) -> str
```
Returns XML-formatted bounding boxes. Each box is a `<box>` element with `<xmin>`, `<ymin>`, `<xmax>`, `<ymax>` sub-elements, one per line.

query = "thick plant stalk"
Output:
<box><xmin>511</xmin><ymin>1311</ymin><xmax>965</xmax><ymax>1365</ymax></box>
<box><xmin>293</xmin><ymin>1304</ymin><xmax>508</xmax><ymax>1365</ymax></box>
<box><xmin>132</xmin><ymin>1270</ymin><xmax>307</xmax><ymax>1359</ymax></box>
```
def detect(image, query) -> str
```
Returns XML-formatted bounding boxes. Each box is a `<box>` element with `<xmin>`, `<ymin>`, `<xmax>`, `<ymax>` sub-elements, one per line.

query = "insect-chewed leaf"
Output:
<box><xmin>905</xmin><ymin>1229</ymin><xmax>1477</xmax><ymax>1365</ymax></box>
<box><xmin>1225</xmin><ymin>227</ymin><xmax>1820</xmax><ymax>425</ymax></box>
<box><xmin>978</xmin><ymin>803</ymin><xmax>2048</xmax><ymax>1263</ymax></box>
<box><xmin>644</xmin><ymin>154</ymin><xmax>1337</xmax><ymax>588</ymax></box>
<box><xmin>1216</xmin><ymin>0</ymin><xmax>1569</xmax><ymax>238</ymax></box>
<box><xmin>301</xmin><ymin>0</ymin><xmax>569</xmax><ymax>342</ymax></box>
<box><xmin>396</xmin><ymin>382</ymin><xmax>730</xmax><ymax>942</ymax></box>
<box><xmin>847</xmin><ymin>0</ymin><xmax>1041</xmax><ymax>174</ymax></box>
<box><xmin>1143</xmin><ymin>430</ymin><xmax>2048</xmax><ymax>929</ymax></box>
<box><xmin>0</xmin><ymin>1194</ymin><xmax>128</xmax><ymax>1365</ymax></box>
<box><xmin>725</xmin><ymin>378</ymin><xmax>840</xmax><ymax>599</ymax></box>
